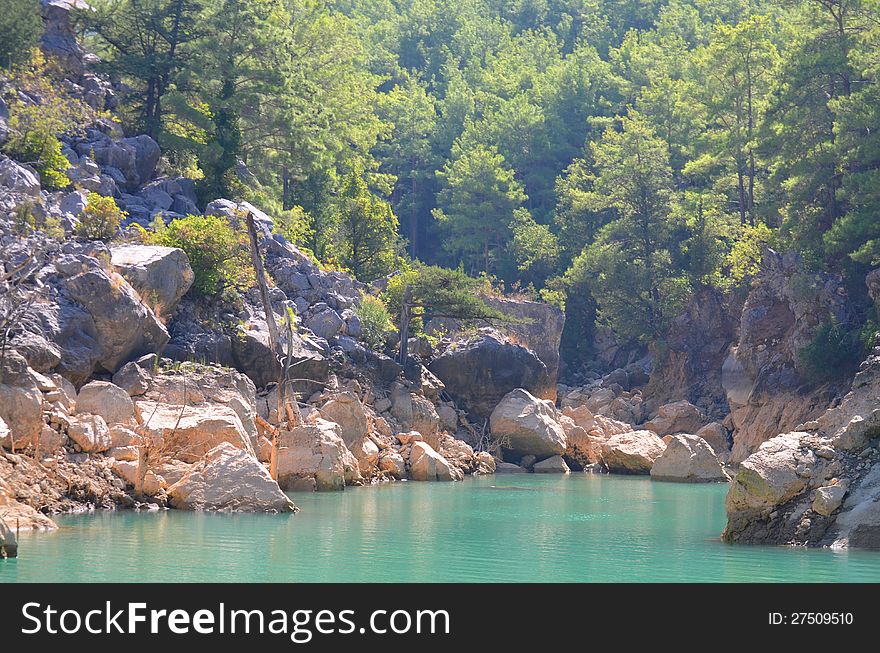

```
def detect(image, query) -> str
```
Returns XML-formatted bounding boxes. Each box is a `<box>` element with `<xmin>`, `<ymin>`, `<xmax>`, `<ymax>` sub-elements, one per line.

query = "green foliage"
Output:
<box><xmin>86</xmin><ymin>0</ymin><xmax>202</xmax><ymax>142</ymax></box>
<box><xmin>7</xmin><ymin>128</ymin><xmax>71</xmax><ymax>190</ymax></box>
<box><xmin>356</xmin><ymin>294</ymin><xmax>395</xmax><ymax>349</ymax></box>
<box><xmin>726</xmin><ymin>222</ymin><xmax>773</xmax><ymax>285</ymax></box>
<box><xmin>327</xmin><ymin>167</ymin><xmax>404</xmax><ymax>281</ymax></box>
<box><xmin>798</xmin><ymin>320</ymin><xmax>866</xmax><ymax>383</ymax></box>
<box><xmin>508</xmin><ymin>208</ymin><xmax>560</xmax><ymax>284</ymax></box>
<box><xmin>3</xmin><ymin>52</ymin><xmax>96</xmax><ymax>190</ymax></box>
<box><xmin>11</xmin><ymin>201</ymin><xmax>64</xmax><ymax>240</ymax></box>
<box><xmin>383</xmin><ymin>263</ymin><xmax>505</xmax><ymax>335</ymax></box>
<box><xmin>0</xmin><ymin>0</ymin><xmax>42</xmax><ymax>69</ymax></box>
<box><xmin>273</xmin><ymin>205</ymin><xmax>314</xmax><ymax>249</ymax></box>
<box><xmin>574</xmin><ymin>112</ymin><xmax>689</xmax><ymax>341</ymax></box>
<box><xmin>433</xmin><ymin>144</ymin><xmax>526</xmax><ymax>274</ymax></box>
<box><xmin>78</xmin><ymin>193</ymin><xmax>126</xmax><ymax>241</ymax></box>
<box><xmin>144</xmin><ymin>213</ymin><xmax>253</xmax><ymax>296</ymax></box>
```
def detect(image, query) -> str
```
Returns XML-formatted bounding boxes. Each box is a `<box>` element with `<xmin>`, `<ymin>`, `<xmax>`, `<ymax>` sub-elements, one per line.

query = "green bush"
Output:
<box><xmin>273</xmin><ymin>205</ymin><xmax>314</xmax><ymax>249</ymax></box>
<box><xmin>3</xmin><ymin>51</ymin><xmax>96</xmax><ymax>189</ymax></box>
<box><xmin>78</xmin><ymin>193</ymin><xmax>125</xmax><ymax>241</ymax></box>
<box><xmin>6</xmin><ymin>125</ymin><xmax>71</xmax><ymax>190</ymax></box>
<box><xmin>12</xmin><ymin>200</ymin><xmax>64</xmax><ymax>239</ymax></box>
<box><xmin>144</xmin><ymin>213</ymin><xmax>253</xmax><ymax>296</ymax></box>
<box><xmin>356</xmin><ymin>294</ymin><xmax>395</xmax><ymax>349</ymax></box>
<box><xmin>798</xmin><ymin>320</ymin><xmax>865</xmax><ymax>383</ymax></box>
<box><xmin>0</xmin><ymin>1</ymin><xmax>42</xmax><ymax>69</ymax></box>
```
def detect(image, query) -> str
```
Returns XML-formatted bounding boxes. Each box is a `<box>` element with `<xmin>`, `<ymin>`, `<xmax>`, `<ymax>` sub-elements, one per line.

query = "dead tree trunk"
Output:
<box><xmin>397</xmin><ymin>285</ymin><xmax>413</xmax><ymax>368</ymax></box>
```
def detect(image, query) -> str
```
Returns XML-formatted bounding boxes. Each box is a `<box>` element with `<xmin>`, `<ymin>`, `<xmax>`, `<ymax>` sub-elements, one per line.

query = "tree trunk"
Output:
<box><xmin>398</xmin><ymin>285</ymin><xmax>412</xmax><ymax>367</ymax></box>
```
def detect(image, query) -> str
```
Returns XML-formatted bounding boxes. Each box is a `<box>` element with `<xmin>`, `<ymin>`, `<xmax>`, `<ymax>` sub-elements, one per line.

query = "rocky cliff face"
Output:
<box><xmin>723</xmin><ymin>249</ymin><xmax>851</xmax><ymax>462</ymax></box>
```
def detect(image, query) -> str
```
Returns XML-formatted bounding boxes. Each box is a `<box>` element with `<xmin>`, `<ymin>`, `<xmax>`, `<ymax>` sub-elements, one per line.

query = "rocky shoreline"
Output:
<box><xmin>2</xmin><ymin>0</ymin><xmax>880</xmax><ymax>554</ymax></box>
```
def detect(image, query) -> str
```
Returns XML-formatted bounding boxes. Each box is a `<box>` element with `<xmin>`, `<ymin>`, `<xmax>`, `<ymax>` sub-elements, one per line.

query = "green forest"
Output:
<box><xmin>4</xmin><ymin>0</ymin><xmax>880</xmax><ymax>370</ymax></box>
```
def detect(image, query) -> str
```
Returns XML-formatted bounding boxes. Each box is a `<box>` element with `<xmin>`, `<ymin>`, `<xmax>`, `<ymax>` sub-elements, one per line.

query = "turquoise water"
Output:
<box><xmin>2</xmin><ymin>474</ymin><xmax>880</xmax><ymax>582</ymax></box>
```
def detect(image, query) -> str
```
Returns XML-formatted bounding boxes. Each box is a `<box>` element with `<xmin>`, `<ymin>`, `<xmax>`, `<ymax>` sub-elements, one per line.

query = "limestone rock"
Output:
<box><xmin>831</xmin><ymin>465</ymin><xmax>880</xmax><ymax>549</ymax></box>
<box><xmin>168</xmin><ymin>443</ymin><xmax>296</xmax><ymax>512</ymax></box>
<box><xmin>110</xmin><ymin>244</ymin><xmax>194</xmax><ymax>315</ymax></box>
<box><xmin>112</xmin><ymin>361</ymin><xmax>151</xmax><ymax>396</ymax></box>
<box><xmin>350</xmin><ymin>436</ymin><xmax>380</xmax><ymax>476</ymax></box>
<box><xmin>76</xmin><ymin>381</ymin><xmax>137</xmax><ymax>426</ymax></box>
<box><xmin>489</xmin><ymin>388</ymin><xmax>566</xmax><ymax>459</ymax></box>
<box><xmin>64</xmin><ymin>268</ymin><xmax>169</xmax><ymax>373</ymax></box>
<box><xmin>725</xmin><ymin>432</ymin><xmax>811</xmax><ymax>533</ymax></box>
<box><xmin>378</xmin><ymin>450</ymin><xmax>406</xmax><ymax>478</ymax></box>
<box><xmin>495</xmin><ymin>462</ymin><xmax>528</xmax><ymax>473</ymax></box>
<box><xmin>813</xmin><ymin>484</ymin><xmax>847</xmax><ymax>517</ymax></box>
<box><xmin>409</xmin><ymin>441</ymin><xmax>460</xmax><ymax>481</ymax></box>
<box><xmin>533</xmin><ymin>455</ymin><xmax>570</xmax><ymax>474</ymax></box>
<box><xmin>389</xmin><ymin>387</ymin><xmax>441</xmax><ymax>448</ymax></box>
<box><xmin>0</xmin><ymin>156</ymin><xmax>41</xmax><ymax>196</ymax></box>
<box><xmin>475</xmin><ymin>452</ymin><xmax>497</xmax><ymax>475</ymax></box>
<box><xmin>0</xmin><ymin>384</ymin><xmax>43</xmax><ymax>450</ymax></box>
<box><xmin>600</xmin><ymin>430</ymin><xmax>666</xmax><ymax>474</ymax></box>
<box><xmin>138</xmin><ymin>401</ymin><xmax>254</xmax><ymax>463</ymax></box>
<box><xmin>650</xmin><ymin>434</ymin><xmax>726</xmax><ymax>483</ymax></box>
<box><xmin>276</xmin><ymin>419</ymin><xmax>359</xmax><ymax>491</ymax></box>
<box><xmin>430</xmin><ymin>333</ymin><xmax>552</xmax><ymax>418</ymax></box>
<box><xmin>695</xmin><ymin>422</ymin><xmax>730</xmax><ymax>457</ymax></box>
<box><xmin>305</xmin><ymin>308</ymin><xmax>344</xmax><ymax>340</ymax></box>
<box><xmin>319</xmin><ymin>392</ymin><xmax>368</xmax><ymax>446</ymax></box>
<box><xmin>482</xmin><ymin>297</ymin><xmax>565</xmax><ymax>398</ymax></box>
<box><xmin>67</xmin><ymin>414</ymin><xmax>112</xmax><ymax>453</ymax></box>
<box><xmin>560</xmin><ymin>415</ymin><xmax>602</xmax><ymax>469</ymax></box>
<box><xmin>437</xmin><ymin>405</ymin><xmax>458</xmax><ymax>431</ymax></box>
<box><xmin>106</xmin><ymin>446</ymin><xmax>139</xmax><ymax>462</ymax></box>
<box><xmin>645</xmin><ymin>400</ymin><xmax>706</xmax><ymax>437</ymax></box>
<box><xmin>111</xmin><ymin>460</ymin><xmax>163</xmax><ymax>495</ymax></box>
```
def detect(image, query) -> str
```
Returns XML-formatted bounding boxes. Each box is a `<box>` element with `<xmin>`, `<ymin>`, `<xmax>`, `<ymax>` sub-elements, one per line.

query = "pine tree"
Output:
<box><xmin>433</xmin><ymin>143</ymin><xmax>526</xmax><ymax>274</ymax></box>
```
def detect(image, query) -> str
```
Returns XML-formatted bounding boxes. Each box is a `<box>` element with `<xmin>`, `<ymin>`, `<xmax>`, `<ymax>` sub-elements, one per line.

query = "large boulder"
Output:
<box><xmin>533</xmin><ymin>455</ymin><xmax>570</xmax><ymax>474</ymax></box>
<box><xmin>76</xmin><ymin>381</ymin><xmax>137</xmax><ymax>426</ymax></box>
<box><xmin>489</xmin><ymin>388</ymin><xmax>566</xmax><ymax>460</ymax></box>
<box><xmin>137</xmin><ymin>401</ymin><xmax>254</xmax><ymax>463</ymax></box>
<box><xmin>230</xmin><ymin>316</ymin><xmax>328</xmax><ymax>390</ymax></box>
<box><xmin>430</xmin><ymin>333</ymin><xmax>552</xmax><ymax>419</ymax></box>
<box><xmin>349</xmin><ymin>436</ymin><xmax>380</xmax><ymax>477</ymax></box>
<box><xmin>645</xmin><ymin>400</ymin><xmax>706</xmax><ymax>437</ymax></box>
<box><xmin>409</xmin><ymin>441</ymin><xmax>460</xmax><ymax>481</ymax></box>
<box><xmin>695</xmin><ymin>422</ymin><xmax>730</xmax><ymax>458</ymax></box>
<box><xmin>168</xmin><ymin>443</ymin><xmax>296</xmax><ymax>512</ymax></box>
<box><xmin>64</xmin><ymin>269</ymin><xmax>169</xmax><ymax>373</ymax></box>
<box><xmin>600</xmin><ymin>430</ymin><xmax>666</xmax><ymax>474</ymax></box>
<box><xmin>275</xmin><ymin>419</ymin><xmax>361</xmax><ymax>491</ymax></box>
<box><xmin>378</xmin><ymin>450</ymin><xmax>406</xmax><ymax>478</ymax></box>
<box><xmin>724</xmin><ymin>432</ymin><xmax>811</xmax><ymax>537</ymax></box>
<box><xmin>319</xmin><ymin>392</ymin><xmax>368</xmax><ymax>446</ymax></box>
<box><xmin>650</xmin><ymin>434</ymin><xmax>726</xmax><ymax>483</ymax></box>
<box><xmin>482</xmin><ymin>297</ymin><xmax>565</xmax><ymax>396</ymax></box>
<box><xmin>110</xmin><ymin>245</ymin><xmax>194</xmax><ymax>315</ymax></box>
<box><xmin>305</xmin><ymin>308</ymin><xmax>344</xmax><ymax>340</ymax></box>
<box><xmin>390</xmin><ymin>386</ymin><xmax>441</xmax><ymax>448</ymax></box>
<box><xmin>0</xmin><ymin>384</ymin><xmax>43</xmax><ymax>450</ymax></box>
<box><xmin>67</xmin><ymin>414</ymin><xmax>113</xmax><ymax>453</ymax></box>
<box><xmin>0</xmin><ymin>156</ymin><xmax>41</xmax><ymax>196</ymax></box>
<box><xmin>831</xmin><ymin>466</ymin><xmax>880</xmax><ymax>549</ymax></box>
<box><xmin>88</xmin><ymin>134</ymin><xmax>160</xmax><ymax>190</ymax></box>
